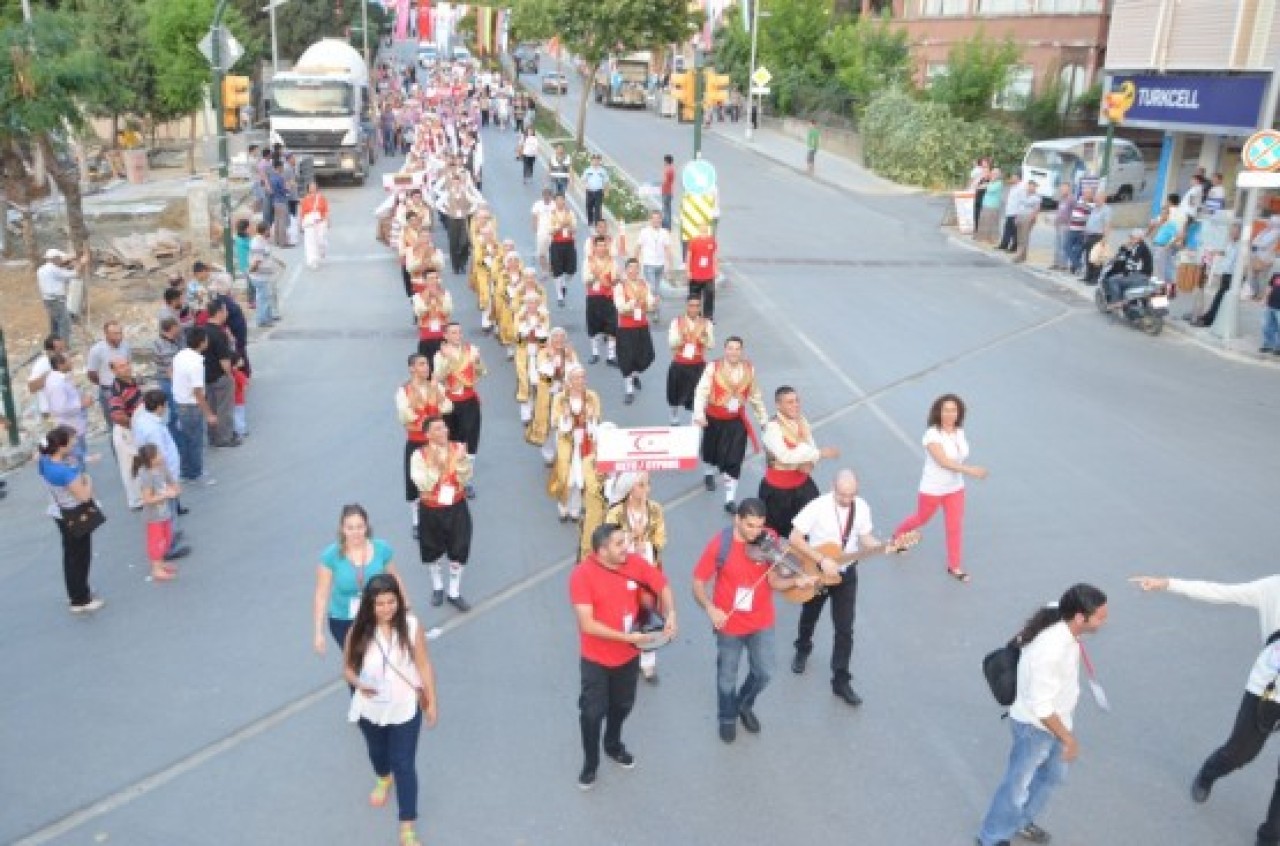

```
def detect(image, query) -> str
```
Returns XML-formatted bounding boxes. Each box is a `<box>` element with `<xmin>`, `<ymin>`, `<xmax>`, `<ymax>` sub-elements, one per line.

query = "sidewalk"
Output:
<box><xmin>713</xmin><ymin>118</ymin><xmax>1274</xmax><ymax>366</ymax></box>
<box><xmin>708</xmin><ymin>120</ymin><xmax>922</xmax><ymax>197</ymax></box>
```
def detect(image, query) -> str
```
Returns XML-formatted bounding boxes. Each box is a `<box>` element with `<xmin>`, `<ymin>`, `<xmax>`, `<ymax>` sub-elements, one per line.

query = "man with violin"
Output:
<box><xmin>569</xmin><ymin>523</ymin><xmax>677</xmax><ymax>791</ymax></box>
<box><xmin>787</xmin><ymin>469</ymin><xmax>882</xmax><ymax>708</ymax></box>
<box><xmin>692</xmin><ymin>498</ymin><xmax>817</xmax><ymax>744</ymax></box>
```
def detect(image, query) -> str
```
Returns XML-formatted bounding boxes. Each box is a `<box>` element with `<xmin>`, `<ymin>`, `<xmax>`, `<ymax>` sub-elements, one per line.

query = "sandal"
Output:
<box><xmin>399</xmin><ymin>828</ymin><xmax>420</xmax><ymax>845</ymax></box>
<box><xmin>150</xmin><ymin>569</ymin><xmax>177</xmax><ymax>582</ymax></box>
<box><xmin>947</xmin><ymin>569</ymin><xmax>971</xmax><ymax>584</ymax></box>
<box><xmin>369</xmin><ymin>776</ymin><xmax>393</xmax><ymax>808</ymax></box>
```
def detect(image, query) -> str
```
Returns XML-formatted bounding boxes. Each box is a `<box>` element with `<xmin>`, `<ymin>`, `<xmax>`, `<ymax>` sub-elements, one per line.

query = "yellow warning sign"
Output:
<box><xmin>681</xmin><ymin>193</ymin><xmax>714</xmax><ymax>241</ymax></box>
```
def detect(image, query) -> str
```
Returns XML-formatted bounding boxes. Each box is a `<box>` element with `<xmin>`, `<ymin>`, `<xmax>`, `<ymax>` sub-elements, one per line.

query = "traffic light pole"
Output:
<box><xmin>693</xmin><ymin>51</ymin><xmax>705</xmax><ymax>159</ymax></box>
<box><xmin>212</xmin><ymin>1</ymin><xmax>235</xmax><ymax>275</ymax></box>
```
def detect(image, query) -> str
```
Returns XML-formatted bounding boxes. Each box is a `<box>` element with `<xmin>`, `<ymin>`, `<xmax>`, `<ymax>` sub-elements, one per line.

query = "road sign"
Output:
<box><xmin>682</xmin><ymin>160</ymin><xmax>717</xmax><ymax>195</ymax></box>
<box><xmin>199</xmin><ymin>27</ymin><xmax>244</xmax><ymax>72</ymax></box>
<box><xmin>1237</xmin><ymin>169</ymin><xmax>1280</xmax><ymax>189</ymax></box>
<box><xmin>680</xmin><ymin>192</ymin><xmax>716</xmax><ymax>241</ymax></box>
<box><xmin>596</xmin><ymin>426</ymin><xmax>702</xmax><ymax>473</ymax></box>
<box><xmin>751</xmin><ymin>66</ymin><xmax>772</xmax><ymax>87</ymax></box>
<box><xmin>1242</xmin><ymin>129</ymin><xmax>1280</xmax><ymax>172</ymax></box>
<box><xmin>750</xmin><ymin>86</ymin><xmax>771</xmax><ymax>97</ymax></box>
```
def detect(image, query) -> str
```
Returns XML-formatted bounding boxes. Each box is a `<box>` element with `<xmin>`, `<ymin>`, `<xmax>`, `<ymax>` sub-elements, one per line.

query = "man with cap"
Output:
<box><xmin>1101</xmin><ymin>228</ymin><xmax>1155</xmax><ymax>306</ymax></box>
<box><xmin>37</xmin><ymin>249</ymin><xmax>86</xmax><ymax>344</ymax></box>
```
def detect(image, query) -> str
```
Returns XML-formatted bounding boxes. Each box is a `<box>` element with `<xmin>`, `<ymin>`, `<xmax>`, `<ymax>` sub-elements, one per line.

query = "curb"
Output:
<box><xmin>945</xmin><ymin>232</ymin><xmax>1280</xmax><ymax>369</ymax></box>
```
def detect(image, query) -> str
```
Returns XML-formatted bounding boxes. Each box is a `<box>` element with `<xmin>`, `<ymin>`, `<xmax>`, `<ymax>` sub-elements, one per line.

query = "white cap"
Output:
<box><xmin>44</xmin><ymin>248</ymin><xmax>69</xmax><ymax>260</ymax></box>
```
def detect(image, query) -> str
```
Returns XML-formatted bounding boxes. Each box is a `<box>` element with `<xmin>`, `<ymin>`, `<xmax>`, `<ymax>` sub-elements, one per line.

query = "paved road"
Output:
<box><xmin>1</xmin><ymin>53</ymin><xmax>1276</xmax><ymax>846</ymax></box>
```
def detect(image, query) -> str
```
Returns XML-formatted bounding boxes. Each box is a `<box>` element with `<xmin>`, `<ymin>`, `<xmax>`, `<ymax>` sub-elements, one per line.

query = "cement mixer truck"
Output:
<box><xmin>268</xmin><ymin>39</ymin><xmax>373</xmax><ymax>184</ymax></box>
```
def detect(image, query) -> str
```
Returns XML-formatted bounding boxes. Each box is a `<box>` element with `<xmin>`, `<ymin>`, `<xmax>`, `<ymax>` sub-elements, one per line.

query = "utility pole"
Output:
<box><xmin>212</xmin><ymin>0</ymin><xmax>236</xmax><ymax>275</ymax></box>
<box><xmin>362</xmin><ymin>0</ymin><xmax>370</xmax><ymax>64</ymax></box>
<box><xmin>693</xmin><ymin>49</ymin><xmax>705</xmax><ymax>159</ymax></box>
<box><xmin>745</xmin><ymin>0</ymin><xmax>761</xmax><ymax>142</ymax></box>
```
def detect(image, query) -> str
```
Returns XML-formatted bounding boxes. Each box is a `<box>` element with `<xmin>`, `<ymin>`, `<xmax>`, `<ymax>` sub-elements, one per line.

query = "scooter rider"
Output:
<box><xmin>1103</xmin><ymin>228</ymin><xmax>1155</xmax><ymax>306</ymax></box>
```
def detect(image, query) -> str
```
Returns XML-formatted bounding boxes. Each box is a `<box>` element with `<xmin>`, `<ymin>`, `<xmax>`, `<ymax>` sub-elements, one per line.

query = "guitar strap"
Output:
<box><xmin>837</xmin><ymin>498</ymin><xmax>856</xmax><ymax>550</ymax></box>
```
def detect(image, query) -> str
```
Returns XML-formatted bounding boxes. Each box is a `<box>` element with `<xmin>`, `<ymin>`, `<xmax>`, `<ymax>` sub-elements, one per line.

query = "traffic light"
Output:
<box><xmin>222</xmin><ymin>75</ymin><xmax>251</xmax><ymax>131</ymax></box>
<box><xmin>702</xmin><ymin>69</ymin><xmax>730</xmax><ymax>111</ymax></box>
<box><xmin>671</xmin><ymin>70</ymin><xmax>696</xmax><ymax>122</ymax></box>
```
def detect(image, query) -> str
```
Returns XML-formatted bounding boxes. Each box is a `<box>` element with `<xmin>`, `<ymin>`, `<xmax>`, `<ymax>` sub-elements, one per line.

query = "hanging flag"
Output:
<box><xmin>417</xmin><ymin>0</ymin><xmax>432</xmax><ymax>43</ymax></box>
<box><xmin>741</xmin><ymin>0</ymin><xmax>751</xmax><ymax>33</ymax></box>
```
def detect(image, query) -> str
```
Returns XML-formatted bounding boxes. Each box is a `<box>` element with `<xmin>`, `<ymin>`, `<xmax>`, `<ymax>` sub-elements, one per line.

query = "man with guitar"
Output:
<box><xmin>788</xmin><ymin>469</ymin><xmax>889</xmax><ymax>707</ymax></box>
<box><xmin>569</xmin><ymin>523</ymin><xmax>677</xmax><ymax>791</ymax></box>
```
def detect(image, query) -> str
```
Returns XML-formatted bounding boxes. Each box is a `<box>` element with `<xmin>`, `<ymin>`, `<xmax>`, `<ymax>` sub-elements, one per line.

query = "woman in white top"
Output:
<box><xmin>893</xmin><ymin>394</ymin><xmax>988</xmax><ymax>583</ymax></box>
<box><xmin>344</xmin><ymin>575</ymin><xmax>438</xmax><ymax>846</ymax></box>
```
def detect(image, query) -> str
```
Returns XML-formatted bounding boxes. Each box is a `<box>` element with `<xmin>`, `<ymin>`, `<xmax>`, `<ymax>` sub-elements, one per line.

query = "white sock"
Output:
<box><xmin>557</xmin><ymin>277</ymin><xmax>567</xmax><ymax>298</ymax></box>
<box><xmin>669</xmin><ymin>406</ymin><xmax>680</xmax><ymax>423</ymax></box>
<box><xmin>410</xmin><ymin>503</ymin><xmax>419</xmax><ymax>525</ymax></box>
<box><xmin>448</xmin><ymin>562</ymin><xmax>463</xmax><ymax>597</ymax></box>
<box><xmin>725</xmin><ymin>477</ymin><xmax>738</xmax><ymax>501</ymax></box>
<box><xmin>520</xmin><ymin>402</ymin><xmax>532</xmax><ymax>422</ymax></box>
<box><xmin>608</xmin><ymin>339</ymin><xmax>617</xmax><ymax>358</ymax></box>
<box><xmin>625</xmin><ymin>377</ymin><xmax>634</xmax><ymax>395</ymax></box>
<box><xmin>429</xmin><ymin>564</ymin><xmax>444</xmax><ymax>591</ymax></box>
<box><xmin>591</xmin><ymin>335</ymin><xmax>600</xmax><ymax>355</ymax></box>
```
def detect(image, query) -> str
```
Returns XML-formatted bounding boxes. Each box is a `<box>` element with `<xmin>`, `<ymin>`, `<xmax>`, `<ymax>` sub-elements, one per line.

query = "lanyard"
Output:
<box><xmin>835</xmin><ymin>499</ymin><xmax>856</xmax><ymax>549</ymax></box>
<box><xmin>1077</xmin><ymin>639</ymin><xmax>1098</xmax><ymax>682</ymax></box>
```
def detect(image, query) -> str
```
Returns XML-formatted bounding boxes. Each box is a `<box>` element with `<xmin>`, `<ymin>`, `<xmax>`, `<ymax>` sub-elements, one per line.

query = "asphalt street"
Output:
<box><xmin>1</xmin><ymin>54</ymin><xmax>1277</xmax><ymax>846</ymax></box>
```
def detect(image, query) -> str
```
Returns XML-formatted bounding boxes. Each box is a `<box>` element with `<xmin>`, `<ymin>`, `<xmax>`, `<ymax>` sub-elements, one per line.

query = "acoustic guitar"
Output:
<box><xmin>778</xmin><ymin>531</ymin><xmax>920</xmax><ymax>604</ymax></box>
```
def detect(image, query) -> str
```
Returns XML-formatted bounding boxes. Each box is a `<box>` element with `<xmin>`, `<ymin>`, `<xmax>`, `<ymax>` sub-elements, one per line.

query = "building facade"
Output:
<box><xmin>890</xmin><ymin>0</ymin><xmax>1111</xmax><ymax>109</ymax></box>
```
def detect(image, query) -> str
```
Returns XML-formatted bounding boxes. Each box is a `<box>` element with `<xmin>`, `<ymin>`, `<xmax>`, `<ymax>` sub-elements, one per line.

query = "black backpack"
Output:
<box><xmin>982</xmin><ymin>637</ymin><xmax>1022</xmax><ymax>708</ymax></box>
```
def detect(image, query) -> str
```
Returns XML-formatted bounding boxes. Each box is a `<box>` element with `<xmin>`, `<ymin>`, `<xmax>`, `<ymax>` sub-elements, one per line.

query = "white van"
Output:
<box><xmin>1021</xmin><ymin>136</ymin><xmax>1146</xmax><ymax>205</ymax></box>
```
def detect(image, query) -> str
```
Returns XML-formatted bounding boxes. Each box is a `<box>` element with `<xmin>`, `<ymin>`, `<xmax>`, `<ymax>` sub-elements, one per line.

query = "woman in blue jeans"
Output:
<box><xmin>344</xmin><ymin>575</ymin><xmax>438</xmax><ymax>846</ymax></box>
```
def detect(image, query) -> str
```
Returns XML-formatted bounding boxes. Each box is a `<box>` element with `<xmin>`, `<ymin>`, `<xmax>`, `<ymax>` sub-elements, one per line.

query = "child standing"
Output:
<box><xmin>133</xmin><ymin>444</ymin><xmax>180</xmax><ymax>582</ymax></box>
<box><xmin>232</xmin><ymin>366</ymin><xmax>250</xmax><ymax>438</ymax></box>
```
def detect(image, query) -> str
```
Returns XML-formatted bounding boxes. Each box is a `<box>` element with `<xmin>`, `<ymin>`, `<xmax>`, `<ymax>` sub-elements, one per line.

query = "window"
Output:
<box><xmin>992</xmin><ymin>65</ymin><xmax>1034</xmax><ymax>110</ymax></box>
<box><xmin>925</xmin><ymin>63</ymin><xmax>950</xmax><ymax>88</ymax></box>
<box><xmin>919</xmin><ymin>0</ymin><xmax>968</xmax><ymax>16</ymax></box>
<box><xmin>1037</xmin><ymin>0</ymin><xmax>1104</xmax><ymax>12</ymax></box>
<box><xmin>978</xmin><ymin>0</ymin><xmax>1033</xmax><ymax>13</ymax></box>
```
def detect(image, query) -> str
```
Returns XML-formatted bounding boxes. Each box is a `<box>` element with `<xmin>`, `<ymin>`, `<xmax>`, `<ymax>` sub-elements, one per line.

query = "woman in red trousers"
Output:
<box><xmin>894</xmin><ymin>394</ymin><xmax>988</xmax><ymax>583</ymax></box>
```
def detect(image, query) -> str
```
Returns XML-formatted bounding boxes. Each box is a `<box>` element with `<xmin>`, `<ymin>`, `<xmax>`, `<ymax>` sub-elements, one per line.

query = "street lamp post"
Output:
<box><xmin>361</xmin><ymin>0</ymin><xmax>370</xmax><ymax>63</ymax></box>
<box><xmin>212</xmin><ymin>0</ymin><xmax>235</xmax><ymax>274</ymax></box>
<box><xmin>744</xmin><ymin>0</ymin><xmax>764</xmax><ymax>142</ymax></box>
<box><xmin>263</xmin><ymin>0</ymin><xmax>289</xmax><ymax>73</ymax></box>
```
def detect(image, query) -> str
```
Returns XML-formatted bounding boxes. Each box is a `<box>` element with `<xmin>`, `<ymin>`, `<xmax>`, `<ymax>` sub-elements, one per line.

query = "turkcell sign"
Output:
<box><xmin>1103</xmin><ymin>73</ymin><xmax>1269</xmax><ymax>135</ymax></box>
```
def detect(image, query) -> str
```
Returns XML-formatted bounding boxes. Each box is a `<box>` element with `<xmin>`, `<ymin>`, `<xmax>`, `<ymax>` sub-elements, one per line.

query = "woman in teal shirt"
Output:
<box><xmin>233</xmin><ymin>219</ymin><xmax>253</xmax><ymax>306</ymax></box>
<box><xmin>976</xmin><ymin>168</ymin><xmax>1005</xmax><ymax>243</ymax></box>
<box><xmin>313</xmin><ymin>503</ymin><xmax>408</xmax><ymax>653</ymax></box>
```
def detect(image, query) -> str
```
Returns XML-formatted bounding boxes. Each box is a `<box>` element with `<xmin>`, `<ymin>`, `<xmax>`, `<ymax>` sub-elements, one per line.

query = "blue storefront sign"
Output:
<box><xmin>1101</xmin><ymin>73</ymin><xmax>1270</xmax><ymax>135</ymax></box>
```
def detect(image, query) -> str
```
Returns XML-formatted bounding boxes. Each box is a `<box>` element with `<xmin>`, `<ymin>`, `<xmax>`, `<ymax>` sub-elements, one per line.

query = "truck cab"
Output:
<box><xmin>269</xmin><ymin>39</ymin><xmax>372</xmax><ymax>184</ymax></box>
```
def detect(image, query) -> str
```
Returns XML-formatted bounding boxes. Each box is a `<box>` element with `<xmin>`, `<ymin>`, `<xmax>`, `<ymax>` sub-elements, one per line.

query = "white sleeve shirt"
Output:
<box><xmin>790</xmin><ymin>493</ymin><xmax>873</xmax><ymax>552</ymax></box>
<box><xmin>1168</xmin><ymin>576</ymin><xmax>1280</xmax><ymax>643</ymax></box>
<box><xmin>171</xmin><ymin>349</ymin><xmax>205</xmax><ymax>404</ymax></box>
<box><xmin>1009</xmin><ymin>621</ymin><xmax>1081</xmax><ymax>731</ymax></box>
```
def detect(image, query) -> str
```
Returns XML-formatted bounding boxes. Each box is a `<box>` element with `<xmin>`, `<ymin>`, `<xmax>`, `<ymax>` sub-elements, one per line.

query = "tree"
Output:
<box><xmin>928</xmin><ymin>29</ymin><xmax>1020</xmax><ymax>122</ymax></box>
<box><xmin>822</xmin><ymin>13</ymin><xmax>911</xmax><ymax>115</ymax></box>
<box><xmin>74</xmin><ymin>0</ymin><xmax>153</xmax><ymax>145</ymax></box>
<box><xmin>144</xmin><ymin>0</ymin><xmax>254</xmax><ymax>172</ymax></box>
<box><xmin>270</xmin><ymin>0</ymin><xmax>387</xmax><ymax>62</ymax></box>
<box><xmin>510</xmin><ymin>0</ymin><xmax>698</xmax><ymax>146</ymax></box>
<box><xmin>0</xmin><ymin>10</ymin><xmax>105</xmax><ymax>263</ymax></box>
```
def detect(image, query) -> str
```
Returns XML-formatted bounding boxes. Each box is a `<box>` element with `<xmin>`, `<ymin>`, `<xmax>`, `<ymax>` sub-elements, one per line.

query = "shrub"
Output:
<box><xmin>861</xmin><ymin>87</ymin><xmax>1028</xmax><ymax>189</ymax></box>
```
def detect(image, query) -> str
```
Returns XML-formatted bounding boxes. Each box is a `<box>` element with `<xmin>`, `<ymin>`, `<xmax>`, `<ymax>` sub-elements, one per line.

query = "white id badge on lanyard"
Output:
<box><xmin>725</xmin><ymin>398</ymin><xmax>740</xmax><ymax>414</ymax></box>
<box><xmin>1088</xmin><ymin>679</ymin><xmax>1111</xmax><ymax>712</ymax></box>
<box><xmin>732</xmin><ymin>586</ymin><xmax>754</xmax><ymax>613</ymax></box>
<box><xmin>633</xmin><ymin>308</ymin><xmax>643</xmax><ymax>322</ymax></box>
<box><xmin>348</xmin><ymin>597</ymin><xmax>360</xmax><ymax>619</ymax></box>
<box><xmin>437</xmin><ymin>484</ymin><xmax>456</xmax><ymax>506</ymax></box>
<box><xmin>682</xmin><ymin>343</ymin><xmax>697</xmax><ymax>359</ymax></box>
<box><xmin>429</xmin><ymin>319</ymin><xmax>441</xmax><ymax>333</ymax></box>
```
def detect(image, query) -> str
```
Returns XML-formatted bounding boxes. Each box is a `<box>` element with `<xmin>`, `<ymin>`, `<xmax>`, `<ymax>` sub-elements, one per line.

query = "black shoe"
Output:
<box><xmin>1016</xmin><ymin>823</ymin><xmax>1050</xmax><ymax>844</ymax></box>
<box><xmin>704</xmin><ymin>474</ymin><xmax>716</xmax><ymax>491</ymax></box>
<box><xmin>413</xmin><ymin>525</ymin><xmax>420</xmax><ymax>540</ymax></box>
<box><xmin>606</xmin><ymin>358</ymin><xmax>619</xmax><ymax>368</ymax></box>
<box><xmin>172</xmin><ymin>530</ymin><xmax>185</xmax><ymax>543</ymax></box>
<box><xmin>447</xmin><ymin>594</ymin><xmax>471</xmax><ymax>613</ymax></box>
<box><xmin>832</xmin><ymin>681</ymin><xmax>863</xmax><ymax>707</ymax></box>
<box><xmin>164</xmin><ymin>546</ymin><xmax>192</xmax><ymax>562</ymax></box>
<box><xmin>738</xmin><ymin>707</ymin><xmax>761</xmax><ymax>734</ymax></box>
<box><xmin>1191</xmin><ymin>774</ymin><xmax>1212</xmax><ymax>804</ymax></box>
<box><xmin>791</xmin><ymin>651</ymin><xmax>808</xmax><ymax>674</ymax></box>
<box><xmin>465</xmin><ymin>484</ymin><xmax>476</xmax><ymax>500</ymax></box>
<box><xmin>589</xmin><ymin>353</ymin><xmax>599</xmax><ymax>364</ymax></box>
<box><xmin>605</xmin><ymin>747</ymin><xmax>636</xmax><ymax>769</ymax></box>
<box><xmin>624</xmin><ymin>393</ymin><xmax>634</xmax><ymax>405</ymax></box>
<box><xmin>633</xmin><ymin>376</ymin><xmax>642</xmax><ymax>389</ymax></box>
<box><xmin>718</xmin><ymin>722</ymin><xmax>736</xmax><ymax>744</ymax></box>
<box><xmin>431</xmin><ymin>589</ymin><xmax>444</xmax><ymax>607</ymax></box>
<box><xmin>577</xmin><ymin>766</ymin><xmax>597</xmax><ymax>791</ymax></box>
<box><xmin>176</xmin><ymin>505</ymin><xmax>190</xmax><ymax>516</ymax></box>
<box><xmin>975</xmin><ymin>840</ymin><xmax>1010</xmax><ymax>846</ymax></box>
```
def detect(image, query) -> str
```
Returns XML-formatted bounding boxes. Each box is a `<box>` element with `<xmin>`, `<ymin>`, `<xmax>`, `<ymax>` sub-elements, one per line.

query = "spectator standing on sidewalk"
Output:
<box><xmin>268</xmin><ymin>160</ymin><xmax>291</xmax><ymax>248</ymax></box>
<box><xmin>582</xmin><ymin>154</ymin><xmax>610</xmax><ymax>227</ymax></box>
<box><xmin>805</xmin><ymin>121</ymin><xmax>819</xmax><ymax>177</ymax></box>
<box><xmin>1261</xmin><ymin>273</ymin><xmax>1280</xmax><ymax>355</ymax></box>
<box><xmin>1193</xmin><ymin>222</ymin><xmax>1240</xmax><ymax>328</ymax></box>
<box><xmin>172</xmin><ymin>328</ymin><xmax>215</xmax><ymax>485</ymax></box>
<box><xmin>36</xmin><ymin>249</ymin><xmax>84</xmax><ymax>345</ymax></box>
<box><xmin>45</xmin><ymin>353</ymin><xmax>91</xmax><ymax>462</ymax></box>
<box><xmin>38</xmin><ymin>425</ymin><xmax>106</xmax><ymax>614</ymax></box>
<box><xmin>1065</xmin><ymin>188</ymin><xmax>1093</xmax><ymax>275</ymax></box>
<box><xmin>1050</xmin><ymin>184</ymin><xmax>1074</xmax><ymax>271</ymax></box>
<box><xmin>107</xmin><ymin>357</ymin><xmax>144</xmax><ymax>511</ymax></box>
<box><xmin>997</xmin><ymin>174</ymin><xmax>1025</xmax><ymax>253</ymax></box>
<box><xmin>975</xmin><ymin>169</ymin><xmax>1004</xmax><ymax>244</ymax></box>
<box><xmin>660</xmin><ymin>154</ymin><xmax>675</xmax><ymax>230</ymax></box>
<box><xmin>27</xmin><ymin>335</ymin><xmax>66</xmax><ymax>423</ymax></box>
<box><xmin>970</xmin><ymin>159</ymin><xmax>991</xmax><ymax>237</ymax></box>
<box><xmin>249</xmin><ymin>222</ymin><xmax>282</xmax><ymax>326</ymax></box>
<box><xmin>975</xmin><ymin>584</ymin><xmax>1109</xmax><ymax>846</ymax></box>
<box><xmin>1011</xmin><ymin>180</ymin><xmax>1041</xmax><ymax>265</ymax></box>
<box><xmin>85</xmin><ymin>321</ymin><xmax>131</xmax><ymax>441</ymax></box>
<box><xmin>203</xmin><ymin>300</ymin><xmax>240</xmax><ymax>449</ymax></box>
<box><xmin>1082</xmin><ymin>193</ymin><xmax>1113</xmax><ymax>284</ymax></box>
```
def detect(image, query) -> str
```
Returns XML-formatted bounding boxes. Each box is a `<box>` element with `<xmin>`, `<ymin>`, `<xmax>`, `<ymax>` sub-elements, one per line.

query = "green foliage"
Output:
<box><xmin>143</xmin><ymin>0</ymin><xmax>252</xmax><ymax>122</ymax></box>
<box><xmin>1019</xmin><ymin>77</ymin><xmax>1066</xmax><ymax>139</ymax></box>
<box><xmin>861</xmin><ymin>87</ymin><xmax>1027</xmax><ymax>190</ymax></box>
<box><xmin>822</xmin><ymin>14</ymin><xmax>911</xmax><ymax>113</ymax></box>
<box><xmin>1071</xmin><ymin>82</ymin><xmax>1102</xmax><ymax>120</ymax></box>
<box><xmin>73</xmin><ymin>0</ymin><xmax>153</xmax><ymax>124</ymax></box>
<box><xmin>927</xmin><ymin>29</ymin><xmax>1020</xmax><ymax>122</ymax></box>
<box><xmin>510</xmin><ymin>0</ymin><xmax>697</xmax><ymax>68</ymax></box>
<box><xmin>710</xmin><ymin>19</ymin><xmax>751</xmax><ymax>92</ymax></box>
<box><xmin>271</xmin><ymin>0</ymin><xmax>385</xmax><ymax>61</ymax></box>
<box><xmin>0</xmin><ymin>10</ymin><xmax>103</xmax><ymax>140</ymax></box>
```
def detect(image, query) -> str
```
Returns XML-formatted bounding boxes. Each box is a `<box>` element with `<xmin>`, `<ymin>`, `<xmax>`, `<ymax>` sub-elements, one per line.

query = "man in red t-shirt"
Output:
<box><xmin>692</xmin><ymin>498</ymin><xmax>816</xmax><ymax>744</ymax></box>
<box><xmin>660</xmin><ymin>154</ymin><xmax>675</xmax><ymax>230</ymax></box>
<box><xmin>569</xmin><ymin>523</ymin><xmax>677</xmax><ymax>789</ymax></box>
<box><xmin>686</xmin><ymin>221</ymin><xmax>719</xmax><ymax>319</ymax></box>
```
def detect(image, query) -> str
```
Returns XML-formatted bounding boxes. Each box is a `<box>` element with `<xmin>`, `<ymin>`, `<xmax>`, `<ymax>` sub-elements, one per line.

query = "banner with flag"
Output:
<box><xmin>741</xmin><ymin>0</ymin><xmax>751</xmax><ymax>32</ymax></box>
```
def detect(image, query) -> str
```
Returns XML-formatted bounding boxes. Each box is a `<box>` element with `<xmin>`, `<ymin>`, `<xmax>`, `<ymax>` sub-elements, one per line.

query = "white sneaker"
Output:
<box><xmin>70</xmin><ymin>597</ymin><xmax>106</xmax><ymax>614</ymax></box>
<box><xmin>200</xmin><ymin>476</ymin><xmax>218</xmax><ymax>486</ymax></box>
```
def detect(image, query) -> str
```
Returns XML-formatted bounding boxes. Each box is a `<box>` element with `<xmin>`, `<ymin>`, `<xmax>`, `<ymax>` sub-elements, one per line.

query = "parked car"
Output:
<box><xmin>417</xmin><ymin>43</ymin><xmax>439</xmax><ymax>67</ymax></box>
<box><xmin>513</xmin><ymin>43</ymin><xmax>539</xmax><ymax>75</ymax></box>
<box><xmin>1021</xmin><ymin>136</ymin><xmax>1146</xmax><ymax>206</ymax></box>
<box><xmin>542</xmin><ymin>72</ymin><xmax>569</xmax><ymax>94</ymax></box>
